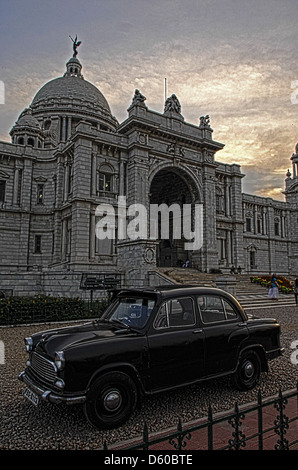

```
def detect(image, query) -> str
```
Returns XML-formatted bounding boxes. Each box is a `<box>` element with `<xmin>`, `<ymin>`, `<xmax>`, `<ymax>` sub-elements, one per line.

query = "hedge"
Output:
<box><xmin>0</xmin><ymin>295</ymin><xmax>110</xmax><ymax>326</ymax></box>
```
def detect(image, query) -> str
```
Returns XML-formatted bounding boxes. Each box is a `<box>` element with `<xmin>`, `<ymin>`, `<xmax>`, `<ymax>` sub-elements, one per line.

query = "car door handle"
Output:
<box><xmin>193</xmin><ymin>329</ymin><xmax>203</xmax><ymax>334</ymax></box>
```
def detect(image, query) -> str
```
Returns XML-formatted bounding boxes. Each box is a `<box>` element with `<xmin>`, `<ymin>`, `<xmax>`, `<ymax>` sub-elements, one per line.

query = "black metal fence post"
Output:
<box><xmin>207</xmin><ymin>404</ymin><xmax>213</xmax><ymax>450</ymax></box>
<box><xmin>142</xmin><ymin>422</ymin><xmax>149</xmax><ymax>451</ymax></box>
<box><xmin>257</xmin><ymin>390</ymin><xmax>263</xmax><ymax>450</ymax></box>
<box><xmin>274</xmin><ymin>389</ymin><xmax>289</xmax><ymax>450</ymax></box>
<box><xmin>228</xmin><ymin>403</ymin><xmax>246</xmax><ymax>450</ymax></box>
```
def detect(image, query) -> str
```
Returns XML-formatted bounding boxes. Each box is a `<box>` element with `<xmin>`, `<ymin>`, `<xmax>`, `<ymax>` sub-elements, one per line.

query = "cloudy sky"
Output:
<box><xmin>1</xmin><ymin>0</ymin><xmax>298</xmax><ymax>199</ymax></box>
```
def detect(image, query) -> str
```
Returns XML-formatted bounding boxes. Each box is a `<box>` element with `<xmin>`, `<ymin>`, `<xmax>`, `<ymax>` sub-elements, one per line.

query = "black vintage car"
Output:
<box><xmin>19</xmin><ymin>286</ymin><xmax>283</xmax><ymax>429</ymax></box>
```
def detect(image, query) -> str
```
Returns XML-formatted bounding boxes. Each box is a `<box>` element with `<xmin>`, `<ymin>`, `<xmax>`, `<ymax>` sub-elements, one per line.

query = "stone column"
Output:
<box><xmin>226</xmin><ymin>230</ymin><xmax>232</xmax><ymax>265</ymax></box>
<box><xmin>91</xmin><ymin>153</ymin><xmax>97</xmax><ymax>197</ymax></box>
<box><xmin>89</xmin><ymin>212</ymin><xmax>95</xmax><ymax>260</ymax></box>
<box><xmin>119</xmin><ymin>158</ymin><xmax>125</xmax><ymax>196</ymax></box>
<box><xmin>67</xmin><ymin>116</ymin><xmax>72</xmax><ymax>140</ymax></box>
<box><xmin>201</xmin><ymin>161</ymin><xmax>218</xmax><ymax>272</ymax></box>
<box><xmin>62</xmin><ymin>116</ymin><xmax>67</xmax><ymax>142</ymax></box>
<box><xmin>61</xmin><ymin>218</ymin><xmax>67</xmax><ymax>261</ymax></box>
<box><xmin>13</xmin><ymin>166</ymin><xmax>20</xmax><ymax>205</ymax></box>
<box><xmin>225</xmin><ymin>179</ymin><xmax>230</xmax><ymax>216</ymax></box>
<box><xmin>63</xmin><ymin>162</ymin><xmax>69</xmax><ymax>202</ymax></box>
<box><xmin>262</xmin><ymin>208</ymin><xmax>267</xmax><ymax>235</ymax></box>
<box><xmin>57</xmin><ymin>117</ymin><xmax>61</xmax><ymax>142</ymax></box>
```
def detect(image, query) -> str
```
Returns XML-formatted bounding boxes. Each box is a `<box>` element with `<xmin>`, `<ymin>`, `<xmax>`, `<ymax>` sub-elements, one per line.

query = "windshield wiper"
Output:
<box><xmin>109</xmin><ymin>319</ymin><xmax>128</xmax><ymax>328</ymax></box>
<box><xmin>93</xmin><ymin>318</ymin><xmax>141</xmax><ymax>333</ymax></box>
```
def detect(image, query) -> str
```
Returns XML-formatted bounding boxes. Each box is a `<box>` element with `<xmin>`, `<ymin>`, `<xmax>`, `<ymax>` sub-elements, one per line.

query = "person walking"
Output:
<box><xmin>269</xmin><ymin>274</ymin><xmax>279</xmax><ymax>301</ymax></box>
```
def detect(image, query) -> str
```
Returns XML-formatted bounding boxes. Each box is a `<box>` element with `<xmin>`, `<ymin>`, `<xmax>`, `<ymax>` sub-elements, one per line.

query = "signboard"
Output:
<box><xmin>80</xmin><ymin>273</ymin><xmax>121</xmax><ymax>291</ymax></box>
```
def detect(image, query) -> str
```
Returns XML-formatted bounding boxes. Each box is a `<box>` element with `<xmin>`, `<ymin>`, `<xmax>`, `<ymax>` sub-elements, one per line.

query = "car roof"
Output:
<box><xmin>114</xmin><ymin>285</ymin><xmax>237</xmax><ymax>300</ymax></box>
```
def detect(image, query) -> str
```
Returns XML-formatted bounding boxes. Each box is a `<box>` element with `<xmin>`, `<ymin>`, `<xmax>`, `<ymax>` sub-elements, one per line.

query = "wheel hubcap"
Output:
<box><xmin>103</xmin><ymin>390</ymin><xmax>122</xmax><ymax>412</ymax></box>
<box><xmin>243</xmin><ymin>360</ymin><xmax>254</xmax><ymax>379</ymax></box>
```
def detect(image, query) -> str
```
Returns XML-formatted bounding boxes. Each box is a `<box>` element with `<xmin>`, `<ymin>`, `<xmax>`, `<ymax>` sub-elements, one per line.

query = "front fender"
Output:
<box><xmin>86</xmin><ymin>361</ymin><xmax>148</xmax><ymax>396</ymax></box>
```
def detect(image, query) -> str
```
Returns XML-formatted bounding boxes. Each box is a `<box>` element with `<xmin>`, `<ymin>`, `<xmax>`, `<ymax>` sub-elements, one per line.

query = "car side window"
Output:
<box><xmin>197</xmin><ymin>295</ymin><xmax>239</xmax><ymax>324</ymax></box>
<box><xmin>154</xmin><ymin>297</ymin><xmax>195</xmax><ymax>329</ymax></box>
<box><xmin>222</xmin><ymin>299</ymin><xmax>238</xmax><ymax>320</ymax></box>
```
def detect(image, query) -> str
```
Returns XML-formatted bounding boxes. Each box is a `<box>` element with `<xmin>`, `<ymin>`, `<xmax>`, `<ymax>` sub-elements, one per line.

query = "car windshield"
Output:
<box><xmin>102</xmin><ymin>296</ymin><xmax>156</xmax><ymax>329</ymax></box>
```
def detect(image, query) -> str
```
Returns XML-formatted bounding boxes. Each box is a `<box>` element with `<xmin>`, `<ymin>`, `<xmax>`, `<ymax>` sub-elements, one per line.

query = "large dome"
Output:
<box><xmin>31</xmin><ymin>77</ymin><xmax>111</xmax><ymax>117</ymax></box>
<box><xmin>31</xmin><ymin>76</ymin><xmax>112</xmax><ymax>116</ymax></box>
<box><xmin>30</xmin><ymin>56</ymin><xmax>118</xmax><ymax>131</ymax></box>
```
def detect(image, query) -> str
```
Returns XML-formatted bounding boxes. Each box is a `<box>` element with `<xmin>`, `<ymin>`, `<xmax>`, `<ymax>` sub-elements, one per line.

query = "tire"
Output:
<box><xmin>233</xmin><ymin>350</ymin><xmax>261</xmax><ymax>391</ymax></box>
<box><xmin>84</xmin><ymin>371</ymin><xmax>138</xmax><ymax>430</ymax></box>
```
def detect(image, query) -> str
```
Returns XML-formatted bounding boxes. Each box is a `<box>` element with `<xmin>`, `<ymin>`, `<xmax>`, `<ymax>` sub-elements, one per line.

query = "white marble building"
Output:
<box><xmin>0</xmin><ymin>47</ymin><xmax>297</xmax><ymax>297</ymax></box>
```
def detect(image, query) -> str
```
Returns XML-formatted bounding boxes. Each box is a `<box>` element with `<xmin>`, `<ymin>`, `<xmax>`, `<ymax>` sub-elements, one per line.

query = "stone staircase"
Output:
<box><xmin>156</xmin><ymin>267</ymin><xmax>218</xmax><ymax>287</ymax></box>
<box><xmin>156</xmin><ymin>268</ymin><xmax>296</xmax><ymax>311</ymax></box>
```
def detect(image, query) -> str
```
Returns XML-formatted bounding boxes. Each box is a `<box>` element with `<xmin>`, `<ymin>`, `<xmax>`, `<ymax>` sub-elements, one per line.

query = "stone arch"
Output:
<box><xmin>148</xmin><ymin>161</ymin><xmax>202</xmax><ymax>204</ymax></box>
<box><xmin>149</xmin><ymin>164</ymin><xmax>202</xmax><ymax>267</ymax></box>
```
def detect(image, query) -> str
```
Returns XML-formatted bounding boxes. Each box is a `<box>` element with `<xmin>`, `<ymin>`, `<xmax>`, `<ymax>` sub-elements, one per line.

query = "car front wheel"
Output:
<box><xmin>84</xmin><ymin>371</ymin><xmax>138</xmax><ymax>429</ymax></box>
<box><xmin>233</xmin><ymin>350</ymin><xmax>261</xmax><ymax>391</ymax></box>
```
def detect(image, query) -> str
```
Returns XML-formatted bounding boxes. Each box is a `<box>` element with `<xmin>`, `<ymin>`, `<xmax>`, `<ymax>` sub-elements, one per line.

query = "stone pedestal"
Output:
<box><xmin>117</xmin><ymin>239</ymin><xmax>158</xmax><ymax>288</ymax></box>
<box><xmin>215</xmin><ymin>276</ymin><xmax>237</xmax><ymax>296</ymax></box>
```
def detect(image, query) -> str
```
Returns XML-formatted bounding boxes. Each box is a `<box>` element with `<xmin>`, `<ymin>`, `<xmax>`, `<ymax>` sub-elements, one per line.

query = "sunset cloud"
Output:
<box><xmin>1</xmin><ymin>0</ymin><xmax>298</xmax><ymax>201</ymax></box>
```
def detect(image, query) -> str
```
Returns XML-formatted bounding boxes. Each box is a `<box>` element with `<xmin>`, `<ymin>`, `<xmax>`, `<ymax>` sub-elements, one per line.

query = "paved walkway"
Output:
<box><xmin>112</xmin><ymin>391</ymin><xmax>298</xmax><ymax>451</ymax></box>
<box><xmin>152</xmin><ymin>394</ymin><xmax>298</xmax><ymax>450</ymax></box>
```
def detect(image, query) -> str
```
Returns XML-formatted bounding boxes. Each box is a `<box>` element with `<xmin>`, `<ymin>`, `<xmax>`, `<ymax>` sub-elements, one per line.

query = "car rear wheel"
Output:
<box><xmin>233</xmin><ymin>350</ymin><xmax>261</xmax><ymax>391</ymax></box>
<box><xmin>84</xmin><ymin>371</ymin><xmax>138</xmax><ymax>429</ymax></box>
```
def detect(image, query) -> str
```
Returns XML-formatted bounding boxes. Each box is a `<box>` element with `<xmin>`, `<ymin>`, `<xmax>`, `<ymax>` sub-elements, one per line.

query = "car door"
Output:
<box><xmin>197</xmin><ymin>294</ymin><xmax>249</xmax><ymax>376</ymax></box>
<box><xmin>147</xmin><ymin>296</ymin><xmax>205</xmax><ymax>391</ymax></box>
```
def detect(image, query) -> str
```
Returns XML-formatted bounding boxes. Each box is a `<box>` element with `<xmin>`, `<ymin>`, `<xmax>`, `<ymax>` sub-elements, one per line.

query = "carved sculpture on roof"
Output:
<box><xmin>164</xmin><ymin>94</ymin><xmax>181</xmax><ymax>114</ymax></box>
<box><xmin>69</xmin><ymin>35</ymin><xmax>82</xmax><ymax>57</ymax></box>
<box><xmin>131</xmin><ymin>89</ymin><xmax>146</xmax><ymax>106</ymax></box>
<box><xmin>199</xmin><ymin>115</ymin><xmax>211</xmax><ymax>128</ymax></box>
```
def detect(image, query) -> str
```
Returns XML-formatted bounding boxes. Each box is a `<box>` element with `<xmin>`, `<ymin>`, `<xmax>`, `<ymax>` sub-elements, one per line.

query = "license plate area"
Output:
<box><xmin>24</xmin><ymin>387</ymin><xmax>39</xmax><ymax>406</ymax></box>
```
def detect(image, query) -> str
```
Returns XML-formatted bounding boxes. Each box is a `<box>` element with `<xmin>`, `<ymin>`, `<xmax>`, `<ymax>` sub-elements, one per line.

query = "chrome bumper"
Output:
<box><xmin>18</xmin><ymin>371</ymin><xmax>86</xmax><ymax>405</ymax></box>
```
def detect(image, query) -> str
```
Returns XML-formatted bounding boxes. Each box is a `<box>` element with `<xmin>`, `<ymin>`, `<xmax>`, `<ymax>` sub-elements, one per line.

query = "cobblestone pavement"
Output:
<box><xmin>0</xmin><ymin>304</ymin><xmax>298</xmax><ymax>450</ymax></box>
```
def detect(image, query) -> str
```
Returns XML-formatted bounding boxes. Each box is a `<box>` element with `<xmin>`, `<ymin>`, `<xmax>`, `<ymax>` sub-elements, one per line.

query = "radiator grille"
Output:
<box><xmin>31</xmin><ymin>352</ymin><xmax>57</xmax><ymax>383</ymax></box>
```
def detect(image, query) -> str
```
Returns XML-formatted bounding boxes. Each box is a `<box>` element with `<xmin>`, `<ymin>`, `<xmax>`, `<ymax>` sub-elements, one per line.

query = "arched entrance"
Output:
<box><xmin>149</xmin><ymin>167</ymin><xmax>199</xmax><ymax>267</ymax></box>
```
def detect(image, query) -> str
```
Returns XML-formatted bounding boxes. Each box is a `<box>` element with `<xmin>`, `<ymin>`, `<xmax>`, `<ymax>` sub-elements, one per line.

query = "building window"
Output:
<box><xmin>246</xmin><ymin>218</ymin><xmax>252</xmax><ymax>232</ymax></box>
<box><xmin>34</xmin><ymin>235</ymin><xmax>42</xmax><ymax>254</ymax></box>
<box><xmin>274</xmin><ymin>221</ymin><xmax>280</xmax><ymax>236</ymax></box>
<box><xmin>97</xmin><ymin>237</ymin><xmax>113</xmax><ymax>255</ymax></box>
<box><xmin>257</xmin><ymin>218</ymin><xmax>262</xmax><ymax>234</ymax></box>
<box><xmin>250</xmin><ymin>250</ymin><xmax>256</xmax><ymax>268</ymax></box>
<box><xmin>98</xmin><ymin>172</ymin><xmax>112</xmax><ymax>192</ymax></box>
<box><xmin>68</xmin><ymin>166</ymin><xmax>73</xmax><ymax>195</ymax></box>
<box><xmin>0</xmin><ymin>180</ymin><xmax>6</xmax><ymax>203</ymax></box>
<box><xmin>37</xmin><ymin>184</ymin><xmax>44</xmax><ymax>205</ymax></box>
<box><xmin>98</xmin><ymin>164</ymin><xmax>114</xmax><ymax>193</ymax></box>
<box><xmin>215</xmin><ymin>188</ymin><xmax>224</xmax><ymax>213</ymax></box>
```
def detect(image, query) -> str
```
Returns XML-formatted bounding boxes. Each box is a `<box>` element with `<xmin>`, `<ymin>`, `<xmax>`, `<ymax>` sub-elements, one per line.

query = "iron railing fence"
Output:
<box><xmin>105</xmin><ymin>385</ymin><xmax>298</xmax><ymax>451</ymax></box>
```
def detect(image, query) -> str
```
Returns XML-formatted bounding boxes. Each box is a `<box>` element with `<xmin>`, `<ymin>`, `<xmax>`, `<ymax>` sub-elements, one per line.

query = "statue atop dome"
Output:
<box><xmin>69</xmin><ymin>35</ymin><xmax>82</xmax><ymax>58</ymax></box>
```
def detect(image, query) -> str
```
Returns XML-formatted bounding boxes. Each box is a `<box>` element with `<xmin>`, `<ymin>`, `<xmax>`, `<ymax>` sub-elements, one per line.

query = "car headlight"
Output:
<box><xmin>25</xmin><ymin>337</ymin><xmax>33</xmax><ymax>353</ymax></box>
<box><xmin>55</xmin><ymin>351</ymin><xmax>65</xmax><ymax>371</ymax></box>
